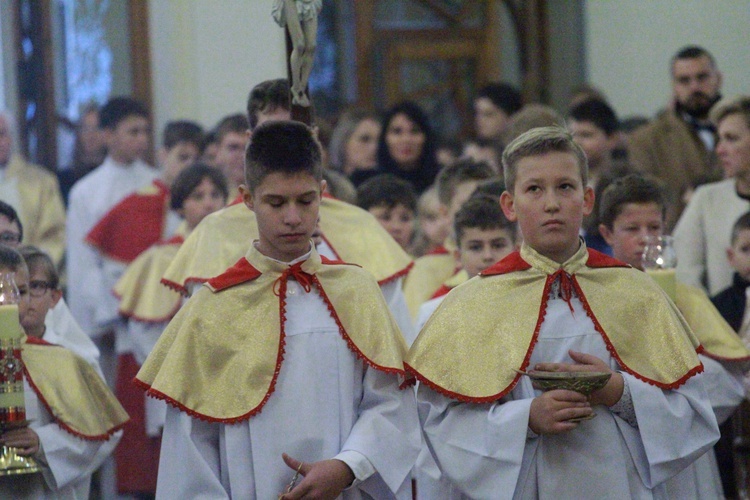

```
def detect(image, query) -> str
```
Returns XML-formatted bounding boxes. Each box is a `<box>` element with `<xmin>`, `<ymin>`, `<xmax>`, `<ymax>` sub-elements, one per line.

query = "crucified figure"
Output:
<box><xmin>272</xmin><ymin>0</ymin><xmax>322</xmax><ymax>107</ymax></box>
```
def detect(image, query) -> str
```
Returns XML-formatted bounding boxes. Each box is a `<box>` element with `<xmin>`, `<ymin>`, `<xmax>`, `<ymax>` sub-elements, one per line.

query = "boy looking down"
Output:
<box><xmin>137</xmin><ymin>121</ymin><xmax>419</xmax><ymax>499</ymax></box>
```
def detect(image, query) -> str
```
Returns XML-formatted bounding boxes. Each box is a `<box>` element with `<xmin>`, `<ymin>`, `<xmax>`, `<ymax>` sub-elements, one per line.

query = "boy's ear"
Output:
<box><xmin>582</xmin><ymin>186</ymin><xmax>595</xmax><ymax>216</ymax></box>
<box><xmin>50</xmin><ymin>289</ymin><xmax>63</xmax><ymax>307</ymax></box>
<box><xmin>727</xmin><ymin>247</ymin><xmax>735</xmax><ymax>267</ymax></box>
<box><xmin>239</xmin><ymin>184</ymin><xmax>254</xmax><ymax>211</ymax></box>
<box><xmin>599</xmin><ymin>223</ymin><xmax>615</xmax><ymax>246</ymax></box>
<box><xmin>499</xmin><ymin>191</ymin><xmax>517</xmax><ymax>222</ymax></box>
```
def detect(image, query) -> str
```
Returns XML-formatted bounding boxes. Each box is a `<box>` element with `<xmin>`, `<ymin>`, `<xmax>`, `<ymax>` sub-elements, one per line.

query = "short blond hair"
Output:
<box><xmin>710</xmin><ymin>95</ymin><xmax>750</xmax><ymax>129</ymax></box>
<box><xmin>501</xmin><ymin>126</ymin><xmax>588</xmax><ymax>192</ymax></box>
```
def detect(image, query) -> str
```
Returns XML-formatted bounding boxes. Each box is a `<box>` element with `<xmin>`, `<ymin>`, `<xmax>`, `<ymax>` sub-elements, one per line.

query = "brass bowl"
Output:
<box><xmin>517</xmin><ymin>370</ymin><xmax>611</xmax><ymax>396</ymax></box>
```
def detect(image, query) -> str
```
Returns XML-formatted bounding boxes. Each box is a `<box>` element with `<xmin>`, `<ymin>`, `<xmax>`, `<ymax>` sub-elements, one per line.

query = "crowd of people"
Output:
<box><xmin>0</xmin><ymin>43</ymin><xmax>749</xmax><ymax>499</ymax></box>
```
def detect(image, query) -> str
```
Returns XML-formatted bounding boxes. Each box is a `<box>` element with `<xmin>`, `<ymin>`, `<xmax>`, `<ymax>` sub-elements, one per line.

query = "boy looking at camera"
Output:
<box><xmin>407</xmin><ymin>127</ymin><xmax>719</xmax><ymax>498</ymax></box>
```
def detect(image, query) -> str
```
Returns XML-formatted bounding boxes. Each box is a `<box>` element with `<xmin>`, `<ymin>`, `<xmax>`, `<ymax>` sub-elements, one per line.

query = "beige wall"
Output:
<box><xmin>148</xmin><ymin>0</ymin><xmax>286</xmax><ymax>141</ymax></box>
<box><xmin>585</xmin><ymin>1</ymin><xmax>750</xmax><ymax>119</ymax></box>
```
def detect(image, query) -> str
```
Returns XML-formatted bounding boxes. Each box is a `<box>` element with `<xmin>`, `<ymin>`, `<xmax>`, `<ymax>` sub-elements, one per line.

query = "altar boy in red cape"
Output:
<box><xmin>137</xmin><ymin>121</ymin><xmax>420</xmax><ymax>499</ymax></box>
<box><xmin>406</xmin><ymin>127</ymin><xmax>719</xmax><ymax>499</ymax></box>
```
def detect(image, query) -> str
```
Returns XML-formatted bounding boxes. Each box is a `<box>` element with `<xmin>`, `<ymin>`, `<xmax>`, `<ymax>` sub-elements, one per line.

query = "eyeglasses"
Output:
<box><xmin>28</xmin><ymin>280</ymin><xmax>52</xmax><ymax>297</ymax></box>
<box><xmin>0</xmin><ymin>232</ymin><xmax>20</xmax><ymax>245</ymax></box>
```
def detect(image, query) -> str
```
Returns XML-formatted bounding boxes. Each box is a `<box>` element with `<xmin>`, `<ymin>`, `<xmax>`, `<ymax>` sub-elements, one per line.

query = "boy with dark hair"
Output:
<box><xmin>213</xmin><ymin>113</ymin><xmax>250</xmax><ymax>196</ymax></box>
<box><xmin>357</xmin><ymin>174</ymin><xmax>417</xmax><ymax>252</ymax></box>
<box><xmin>567</xmin><ymin>98</ymin><xmax>621</xmax><ymax>184</ymax></box>
<box><xmin>416</xmin><ymin>194</ymin><xmax>515</xmax><ymax>330</ymax></box>
<box><xmin>67</xmin><ymin>96</ymin><xmax>157</xmax><ymax>341</ymax></box>
<box><xmin>0</xmin><ymin>199</ymin><xmax>23</xmax><ymax>246</ymax></box>
<box><xmin>474</xmin><ymin>82</ymin><xmax>523</xmax><ymax>141</ymax></box>
<box><xmin>598</xmin><ymin>173</ymin><xmax>749</xmax><ymax>499</ymax></box>
<box><xmin>403</xmin><ymin>158</ymin><xmax>495</xmax><ymax>318</ymax></box>
<box><xmin>0</xmin><ymin>245</ymin><xmax>128</xmax><ymax>499</ymax></box>
<box><xmin>137</xmin><ymin>121</ymin><xmax>419</xmax><ymax>498</ymax></box>
<box><xmin>246</xmin><ymin>78</ymin><xmax>292</xmax><ymax>130</ymax></box>
<box><xmin>713</xmin><ymin>212</ymin><xmax>750</xmax><ymax>335</ymax></box>
<box><xmin>112</xmin><ymin>163</ymin><xmax>227</xmax><ymax>497</ymax></box>
<box><xmin>162</xmin><ymin>79</ymin><xmax>416</xmax><ymax>344</ymax></box>
<box><xmin>407</xmin><ymin>127</ymin><xmax>719</xmax><ymax>498</ymax></box>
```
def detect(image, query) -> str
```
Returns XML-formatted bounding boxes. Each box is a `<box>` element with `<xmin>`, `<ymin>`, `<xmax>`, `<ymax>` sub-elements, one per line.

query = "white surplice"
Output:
<box><xmin>0</xmin><ymin>380</ymin><xmax>122</xmax><ymax>499</ymax></box>
<box><xmin>66</xmin><ymin>156</ymin><xmax>157</xmax><ymax>337</ymax></box>
<box><xmin>43</xmin><ymin>299</ymin><xmax>102</xmax><ymax>378</ymax></box>
<box><xmin>661</xmin><ymin>354</ymin><xmax>745</xmax><ymax>499</ymax></box>
<box><xmin>156</xmin><ymin>276</ymin><xmax>421</xmax><ymax>499</ymax></box>
<box><xmin>417</xmin><ymin>285</ymin><xmax>719</xmax><ymax>499</ymax></box>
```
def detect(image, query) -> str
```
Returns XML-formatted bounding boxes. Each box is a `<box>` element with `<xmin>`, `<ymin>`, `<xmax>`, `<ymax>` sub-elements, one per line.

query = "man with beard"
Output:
<box><xmin>628</xmin><ymin>46</ymin><xmax>723</xmax><ymax>230</ymax></box>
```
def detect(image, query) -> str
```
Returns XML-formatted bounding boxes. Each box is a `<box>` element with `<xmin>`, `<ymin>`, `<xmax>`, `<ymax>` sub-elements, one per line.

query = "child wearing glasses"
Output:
<box><xmin>0</xmin><ymin>245</ymin><xmax>128</xmax><ymax>498</ymax></box>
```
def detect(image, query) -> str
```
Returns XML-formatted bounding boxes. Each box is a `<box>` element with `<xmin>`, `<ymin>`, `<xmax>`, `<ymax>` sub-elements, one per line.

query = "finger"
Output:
<box><xmin>281</xmin><ymin>478</ymin><xmax>312</xmax><ymax>500</ymax></box>
<box><xmin>547</xmin><ymin>389</ymin><xmax>590</xmax><ymax>403</ymax></box>
<box><xmin>281</xmin><ymin>453</ymin><xmax>310</xmax><ymax>476</ymax></box>
<box><xmin>568</xmin><ymin>350</ymin><xmax>603</xmax><ymax>367</ymax></box>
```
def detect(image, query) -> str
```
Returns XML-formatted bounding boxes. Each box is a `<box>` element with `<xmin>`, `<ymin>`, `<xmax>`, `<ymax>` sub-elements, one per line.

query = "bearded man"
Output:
<box><xmin>627</xmin><ymin>45</ymin><xmax>723</xmax><ymax>230</ymax></box>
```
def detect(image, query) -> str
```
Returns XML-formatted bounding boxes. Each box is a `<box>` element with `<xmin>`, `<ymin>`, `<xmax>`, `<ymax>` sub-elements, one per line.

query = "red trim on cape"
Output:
<box><xmin>425</xmin><ymin>245</ymin><xmax>449</xmax><ymax>256</ymax></box>
<box><xmin>319</xmin><ymin>233</ymin><xmax>343</xmax><ymax>260</ymax></box>
<box><xmin>85</xmin><ymin>180</ymin><xmax>171</xmax><ymax>263</ymax></box>
<box><xmin>480</xmin><ymin>251</ymin><xmax>531</xmax><ymax>276</ymax></box>
<box><xmin>569</xmin><ymin>274</ymin><xmax>703</xmax><ymax>389</ymax></box>
<box><xmin>206</xmin><ymin>258</ymin><xmax>262</xmax><ymax>291</ymax></box>
<box><xmin>229</xmin><ymin>193</ymin><xmax>243</xmax><ymax>206</ymax></box>
<box><xmin>311</xmin><ymin>274</ymin><xmax>408</xmax><ymax>379</ymax></box>
<box><xmin>701</xmin><ymin>351</ymin><xmax>750</xmax><ymax>363</ymax></box>
<box><xmin>430</xmin><ymin>284</ymin><xmax>452</xmax><ymax>300</ymax></box>
<box><xmin>135</xmin><ymin>275</ymin><xmax>289</xmax><ymax>424</ymax></box>
<box><xmin>160</xmin><ymin>277</ymin><xmax>190</xmax><ymax>296</ymax></box>
<box><xmin>158</xmin><ymin>234</ymin><xmax>185</xmax><ymax>246</ymax></box>
<box><xmin>25</xmin><ymin>335</ymin><xmax>51</xmax><ymax>346</ymax></box>
<box><xmin>585</xmin><ymin>249</ymin><xmax>631</xmax><ymax>269</ymax></box>
<box><xmin>23</xmin><ymin>365</ymin><xmax>127</xmax><ymax>441</ymax></box>
<box><xmin>139</xmin><ymin>262</ymin><xmax>409</xmax><ymax>422</ymax></box>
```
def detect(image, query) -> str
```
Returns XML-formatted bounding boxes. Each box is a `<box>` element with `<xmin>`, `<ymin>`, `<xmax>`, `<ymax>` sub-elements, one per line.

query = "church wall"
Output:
<box><xmin>148</xmin><ymin>0</ymin><xmax>286</xmax><ymax>138</ymax></box>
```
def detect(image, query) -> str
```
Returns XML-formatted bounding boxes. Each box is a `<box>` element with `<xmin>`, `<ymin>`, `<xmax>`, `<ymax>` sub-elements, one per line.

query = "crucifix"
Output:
<box><xmin>272</xmin><ymin>0</ymin><xmax>322</xmax><ymax>126</ymax></box>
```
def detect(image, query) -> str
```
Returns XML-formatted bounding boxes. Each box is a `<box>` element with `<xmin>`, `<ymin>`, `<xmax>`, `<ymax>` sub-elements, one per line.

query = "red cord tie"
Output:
<box><xmin>552</xmin><ymin>269</ymin><xmax>576</xmax><ymax>314</ymax></box>
<box><xmin>274</xmin><ymin>262</ymin><xmax>314</xmax><ymax>297</ymax></box>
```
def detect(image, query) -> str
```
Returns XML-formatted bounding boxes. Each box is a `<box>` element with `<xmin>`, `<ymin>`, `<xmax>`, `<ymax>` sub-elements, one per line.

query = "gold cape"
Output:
<box><xmin>403</xmin><ymin>243</ymin><xmax>458</xmax><ymax>318</ymax></box>
<box><xmin>23</xmin><ymin>337</ymin><xmax>129</xmax><ymax>440</ymax></box>
<box><xmin>114</xmin><ymin>227</ymin><xmax>188</xmax><ymax>323</ymax></box>
<box><xmin>137</xmin><ymin>244</ymin><xmax>409</xmax><ymax>423</ymax></box>
<box><xmin>161</xmin><ymin>196</ymin><xmax>413</xmax><ymax>293</ymax></box>
<box><xmin>406</xmin><ymin>243</ymin><xmax>702</xmax><ymax>402</ymax></box>
<box><xmin>6</xmin><ymin>154</ymin><xmax>66</xmax><ymax>264</ymax></box>
<box><xmin>676</xmin><ymin>281</ymin><xmax>750</xmax><ymax>362</ymax></box>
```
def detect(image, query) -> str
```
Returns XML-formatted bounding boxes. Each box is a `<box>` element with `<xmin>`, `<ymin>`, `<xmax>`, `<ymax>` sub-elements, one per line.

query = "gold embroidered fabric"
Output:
<box><xmin>23</xmin><ymin>339</ymin><xmax>129</xmax><ymax>439</ymax></box>
<box><xmin>444</xmin><ymin>269</ymin><xmax>470</xmax><ymax>289</ymax></box>
<box><xmin>115</xmin><ymin>241</ymin><xmax>184</xmax><ymax>322</ymax></box>
<box><xmin>403</xmin><ymin>252</ymin><xmax>457</xmax><ymax>318</ymax></box>
<box><xmin>407</xmin><ymin>243</ymin><xmax>702</xmax><ymax>400</ymax></box>
<box><xmin>675</xmin><ymin>282</ymin><xmax>750</xmax><ymax>361</ymax></box>
<box><xmin>161</xmin><ymin>198</ymin><xmax>412</xmax><ymax>290</ymax></box>
<box><xmin>138</xmin><ymin>245</ymin><xmax>408</xmax><ymax>421</ymax></box>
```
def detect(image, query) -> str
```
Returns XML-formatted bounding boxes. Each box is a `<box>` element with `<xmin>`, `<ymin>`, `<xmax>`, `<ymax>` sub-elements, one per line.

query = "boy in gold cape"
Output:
<box><xmin>137</xmin><ymin>122</ymin><xmax>420</xmax><ymax>499</ymax></box>
<box><xmin>406</xmin><ymin>127</ymin><xmax>720</xmax><ymax>498</ymax></box>
<box><xmin>598</xmin><ymin>173</ymin><xmax>749</xmax><ymax>498</ymax></box>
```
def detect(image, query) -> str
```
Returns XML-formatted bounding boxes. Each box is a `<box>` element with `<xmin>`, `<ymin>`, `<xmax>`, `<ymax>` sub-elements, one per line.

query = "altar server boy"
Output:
<box><xmin>137</xmin><ymin>121</ymin><xmax>420</xmax><ymax>499</ymax></box>
<box><xmin>407</xmin><ymin>126</ymin><xmax>720</xmax><ymax>499</ymax></box>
